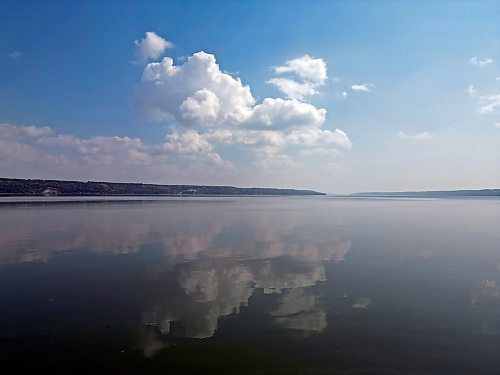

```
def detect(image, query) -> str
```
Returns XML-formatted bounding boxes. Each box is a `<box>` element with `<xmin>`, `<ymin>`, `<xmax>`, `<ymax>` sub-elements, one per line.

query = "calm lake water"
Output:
<box><xmin>0</xmin><ymin>197</ymin><xmax>499</xmax><ymax>373</ymax></box>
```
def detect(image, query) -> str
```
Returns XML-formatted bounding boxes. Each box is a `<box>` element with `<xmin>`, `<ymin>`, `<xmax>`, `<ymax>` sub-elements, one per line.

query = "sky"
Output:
<box><xmin>0</xmin><ymin>0</ymin><xmax>499</xmax><ymax>193</ymax></box>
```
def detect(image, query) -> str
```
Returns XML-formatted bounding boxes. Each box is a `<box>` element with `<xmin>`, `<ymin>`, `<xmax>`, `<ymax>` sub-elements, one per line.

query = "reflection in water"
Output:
<box><xmin>0</xmin><ymin>200</ymin><xmax>350</xmax><ymax>344</ymax></box>
<box><xmin>1</xmin><ymin>198</ymin><xmax>499</xmax><ymax>372</ymax></box>
<box><xmin>271</xmin><ymin>288</ymin><xmax>327</xmax><ymax>334</ymax></box>
<box><xmin>0</xmin><ymin>203</ymin><xmax>224</xmax><ymax>263</ymax></box>
<box><xmin>144</xmin><ymin>260</ymin><xmax>256</xmax><ymax>339</ymax></box>
<box><xmin>470</xmin><ymin>279</ymin><xmax>500</xmax><ymax>335</ymax></box>
<box><xmin>136</xmin><ymin>222</ymin><xmax>351</xmax><ymax>341</ymax></box>
<box><xmin>352</xmin><ymin>297</ymin><xmax>372</xmax><ymax>309</ymax></box>
<box><xmin>140</xmin><ymin>327</ymin><xmax>170</xmax><ymax>358</ymax></box>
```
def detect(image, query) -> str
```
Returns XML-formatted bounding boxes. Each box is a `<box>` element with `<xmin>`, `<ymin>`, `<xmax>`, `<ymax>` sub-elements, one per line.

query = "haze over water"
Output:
<box><xmin>0</xmin><ymin>197</ymin><xmax>499</xmax><ymax>373</ymax></box>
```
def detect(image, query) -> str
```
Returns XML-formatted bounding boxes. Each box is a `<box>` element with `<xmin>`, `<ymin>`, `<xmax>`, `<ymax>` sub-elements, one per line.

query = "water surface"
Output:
<box><xmin>0</xmin><ymin>197</ymin><xmax>499</xmax><ymax>373</ymax></box>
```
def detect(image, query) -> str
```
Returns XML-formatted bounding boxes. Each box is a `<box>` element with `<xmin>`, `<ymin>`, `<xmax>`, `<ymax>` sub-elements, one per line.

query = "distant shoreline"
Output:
<box><xmin>0</xmin><ymin>178</ymin><xmax>325</xmax><ymax>196</ymax></box>
<box><xmin>350</xmin><ymin>189</ymin><xmax>500</xmax><ymax>198</ymax></box>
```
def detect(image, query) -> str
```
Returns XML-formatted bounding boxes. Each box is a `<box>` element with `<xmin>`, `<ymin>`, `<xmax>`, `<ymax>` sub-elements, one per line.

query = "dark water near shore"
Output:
<box><xmin>0</xmin><ymin>197</ymin><xmax>499</xmax><ymax>374</ymax></box>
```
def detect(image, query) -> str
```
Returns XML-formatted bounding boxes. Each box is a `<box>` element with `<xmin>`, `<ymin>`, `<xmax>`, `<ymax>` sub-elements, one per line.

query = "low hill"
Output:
<box><xmin>0</xmin><ymin>178</ymin><xmax>324</xmax><ymax>196</ymax></box>
<box><xmin>352</xmin><ymin>189</ymin><xmax>500</xmax><ymax>197</ymax></box>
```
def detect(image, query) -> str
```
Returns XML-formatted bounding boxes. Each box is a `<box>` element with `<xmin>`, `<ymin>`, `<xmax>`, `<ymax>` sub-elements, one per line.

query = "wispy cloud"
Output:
<box><xmin>335</xmin><ymin>91</ymin><xmax>348</xmax><ymax>99</ymax></box>
<box><xmin>469</xmin><ymin>56</ymin><xmax>493</xmax><ymax>67</ymax></box>
<box><xmin>467</xmin><ymin>84</ymin><xmax>477</xmax><ymax>97</ymax></box>
<box><xmin>398</xmin><ymin>131</ymin><xmax>432</xmax><ymax>140</ymax></box>
<box><xmin>479</xmin><ymin>94</ymin><xmax>500</xmax><ymax>114</ymax></box>
<box><xmin>7</xmin><ymin>51</ymin><xmax>21</xmax><ymax>61</ymax></box>
<box><xmin>351</xmin><ymin>83</ymin><xmax>374</xmax><ymax>92</ymax></box>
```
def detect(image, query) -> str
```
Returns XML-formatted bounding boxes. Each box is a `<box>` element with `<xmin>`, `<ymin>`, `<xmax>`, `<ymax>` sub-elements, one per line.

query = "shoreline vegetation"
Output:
<box><xmin>0</xmin><ymin>178</ymin><xmax>325</xmax><ymax>196</ymax></box>
<box><xmin>1</xmin><ymin>178</ymin><xmax>498</xmax><ymax>198</ymax></box>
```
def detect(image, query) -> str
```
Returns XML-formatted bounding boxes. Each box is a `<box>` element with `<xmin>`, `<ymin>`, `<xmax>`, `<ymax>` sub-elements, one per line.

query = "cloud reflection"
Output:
<box><xmin>0</xmin><ymin>200</ymin><xmax>351</xmax><ymax>342</ymax></box>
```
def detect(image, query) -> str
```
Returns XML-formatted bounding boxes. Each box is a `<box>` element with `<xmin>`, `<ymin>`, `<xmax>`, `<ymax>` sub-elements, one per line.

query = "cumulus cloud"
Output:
<box><xmin>398</xmin><ymin>131</ymin><xmax>432</xmax><ymax>140</ymax></box>
<box><xmin>133</xmin><ymin>32</ymin><xmax>173</xmax><ymax>63</ymax></box>
<box><xmin>180</xmin><ymin>89</ymin><xmax>221</xmax><ymax>127</ymax></box>
<box><xmin>1</xmin><ymin>34</ymin><xmax>352</xmax><ymax>183</ymax></box>
<box><xmin>163</xmin><ymin>129</ymin><xmax>233</xmax><ymax>169</ymax></box>
<box><xmin>288</xmin><ymin>128</ymin><xmax>352</xmax><ymax>149</ymax></box>
<box><xmin>0</xmin><ymin>123</ymin><xmax>53</xmax><ymax>138</ymax></box>
<box><xmin>246</xmin><ymin>98</ymin><xmax>326</xmax><ymax>130</ymax></box>
<box><xmin>207</xmin><ymin>129</ymin><xmax>287</xmax><ymax>148</ymax></box>
<box><xmin>8</xmin><ymin>51</ymin><xmax>21</xmax><ymax>61</ymax></box>
<box><xmin>273</xmin><ymin>55</ymin><xmax>327</xmax><ymax>84</ymax></box>
<box><xmin>479</xmin><ymin>94</ymin><xmax>500</xmax><ymax>114</ymax></box>
<box><xmin>266</xmin><ymin>78</ymin><xmax>317</xmax><ymax>101</ymax></box>
<box><xmin>351</xmin><ymin>83</ymin><xmax>374</xmax><ymax>92</ymax></box>
<box><xmin>136</xmin><ymin>51</ymin><xmax>254</xmax><ymax>125</ymax></box>
<box><xmin>0</xmin><ymin>123</ymin><xmax>230</xmax><ymax>181</ymax></box>
<box><xmin>469</xmin><ymin>57</ymin><xmax>493</xmax><ymax>67</ymax></box>
<box><xmin>267</xmin><ymin>55</ymin><xmax>327</xmax><ymax>100</ymax></box>
<box><xmin>135</xmin><ymin>42</ymin><xmax>351</xmax><ymax>168</ymax></box>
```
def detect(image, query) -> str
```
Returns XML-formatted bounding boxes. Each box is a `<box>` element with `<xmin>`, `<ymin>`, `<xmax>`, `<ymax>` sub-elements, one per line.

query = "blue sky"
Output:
<box><xmin>1</xmin><ymin>0</ymin><xmax>499</xmax><ymax>193</ymax></box>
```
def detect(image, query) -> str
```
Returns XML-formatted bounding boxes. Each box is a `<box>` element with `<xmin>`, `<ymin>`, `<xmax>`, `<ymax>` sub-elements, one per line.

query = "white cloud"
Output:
<box><xmin>288</xmin><ymin>128</ymin><xmax>352</xmax><ymax>149</ymax></box>
<box><xmin>335</xmin><ymin>91</ymin><xmax>348</xmax><ymax>99</ymax></box>
<box><xmin>133</xmin><ymin>31</ymin><xmax>173</xmax><ymax>63</ymax></box>
<box><xmin>163</xmin><ymin>129</ymin><xmax>233</xmax><ymax>169</ymax></box>
<box><xmin>351</xmin><ymin>83</ymin><xmax>374</xmax><ymax>92</ymax></box>
<box><xmin>0</xmin><ymin>123</ymin><xmax>53</xmax><ymax>138</ymax></box>
<box><xmin>469</xmin><ymin>57</ymin><xmax>493</xmax><ymax>67</ymax></box>
<box><xmin>136</xmin><ymin>51</ymin><xmax>254</xmax><ymax>125</ymax></box>
<box><xmin>273</xmin><ymin>55</ymin><xmax>327</xmax><ymax>85</ymax></box>
<box><xmin>8</xmin><ymin>51</ymin><xmax>21</xmax><ymax>61</ymax></box>
<box><xmin>136</xmin><ymin>52</ymin><xmax>328</xmax><ymax>132</ymax></box>
<box><xmin>268</xmin><ymin>55</ymin><xmax>327</xmax><ymax>100</ymax></box>
<box><xmin>180</xmin><ymin>89</ymin><xmax>220</xmax><ymax>127</ymax></box>
<box><xmin>207</xmin><ymin>129</ymin><xmax>287</xmax><ymax>148</ymax></box>
<box><xmin>479</xmin><ymin>94</ymin><xmax>500</xmax><ymax>114</ymax></box>
<box><xmin>467</xmin><ymin>84</ymin><xmax>477</xmax><ymax>97</ymax></box>
<box><xmin>398</xmin><ymin>131</ymin><xmax>432</xmax><ymax>140</ymax></box>
<box><xmin>495</xmin><ymin>122</ymin><xmax>500</xmax><ymax>128</ymax></box>
<box><xmin>0</xmin><ymin>123</ymin><xmax>231</xmax><ymax>181</ymax></box>
<box><xmin>266</xmin><ymin>78</ymin><xmax>317</xmax><ymax>100</ymax></box>
<box><xmin>2</xmin><ymin>35</ymin><xmax>353</xmax><ymax>185</ymax></box>
<box><xmin>39</xmin><ymin>134</ymin><xmax>152</xmax><ymax>165</ymax></box>
<box><xmin>135</xmin><ymin>48</ymin><xmax>350</xmax><ymax>169</ymax></box>
<box><xmin>246</xmin><ymin>98</ymin><xmax>326</xmax><ymax>130</ymax></box>
<box><xmin>496</xmin><ymin>76</ymin><xmax>500</xmax><ymax>81</ymax></box>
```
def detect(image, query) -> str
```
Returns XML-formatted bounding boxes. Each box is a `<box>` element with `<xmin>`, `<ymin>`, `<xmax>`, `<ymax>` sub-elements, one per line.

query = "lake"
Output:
<box><xmin>0</xmin><ymin>197</ymin><xmax>499</xmax><ymax>373</ymax></box>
